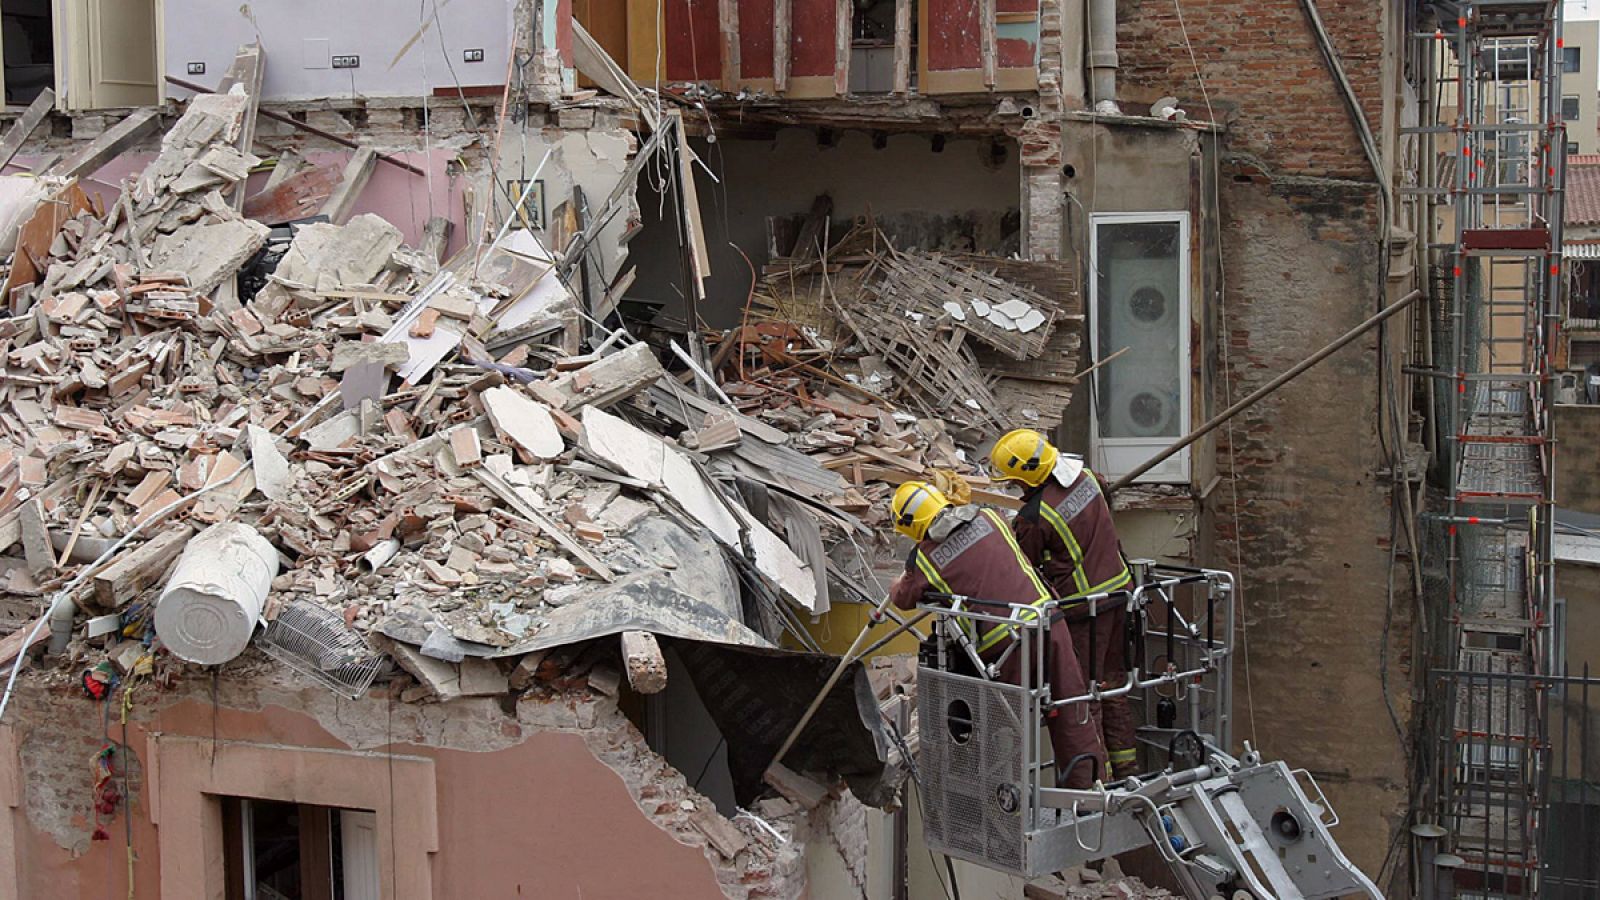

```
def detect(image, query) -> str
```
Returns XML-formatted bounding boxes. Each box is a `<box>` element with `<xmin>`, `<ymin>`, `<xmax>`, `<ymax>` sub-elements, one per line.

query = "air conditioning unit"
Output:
<box><xmin>1102</xmin><ymin>257</ymin><xmax>1182</xmax><ymax>439</ymax></box>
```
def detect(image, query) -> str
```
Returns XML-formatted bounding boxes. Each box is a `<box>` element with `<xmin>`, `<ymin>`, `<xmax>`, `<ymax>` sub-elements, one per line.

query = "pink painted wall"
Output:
<box><xmin>6</xmin><ymin>698</ymin><xmax>726</xmax><ymax>899</ymax></box>
<box><xmin>3</xmin><ymin>148</ymin><xmax>470</xmax><ymax>258</ymax></box>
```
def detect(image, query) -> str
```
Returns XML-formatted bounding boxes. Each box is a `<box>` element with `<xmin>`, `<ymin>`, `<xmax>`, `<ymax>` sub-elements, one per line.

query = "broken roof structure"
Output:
<box><xmin>0</xmin><ymin>33</ymin><xmax>1100</xmax><ymax>866</ymax></box>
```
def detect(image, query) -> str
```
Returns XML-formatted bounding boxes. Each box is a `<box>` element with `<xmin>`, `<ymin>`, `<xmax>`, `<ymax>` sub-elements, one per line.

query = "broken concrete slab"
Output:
<box><xmin>691</xmin><ymin>805</ymin><xmax>749</xmax><ymax>858</ymax></box>
<box><xmin>149</xmin><ymin>217</ymin><xmax>271</xmax><ymax>295</ymax></box>
<box><xmin>620</xmin><ymin>630</ymin><xmax>666</xmax><ymax>694</ymax></box>
<box><xmin>482</xmin><ymin>385</ymin><xmax>564</xmax><ymax>461</ymax></box>
<box><xmin>388</xmin><ymin>640</ymin><xmax>465</xmax><ymax>700</ymax></box>
<box><xmin>457</xmin><ymin>657</ymin><xmax>508</xmax><ymax>696</ymax></box>
<box><xmin>539</xmin><ymin>342</ymin><xmax>665</xmax><ymax>410</ymax></box>
<box><xmin>247</xmin><ymin>425</ymin><xmax>292</xmax><ymax>502</ymax></box>
<box><xmin>253</xmin><ymin>214</ymin><xmax>403</xmax><ymax>319</ymax></box>
<box><xmin>19</xmin><ymin>499</ymin><xmax>53</xmax><ymax>575</ymax></box>
<box><xmin>331</xmin><ymin>340</ymin><xmax>411</xmax><ymax>373</ymax></box>
<box><xmin>303</xmin><ymin>409</ymin><xmax>362</xmax><ymax>451</ymax></box>
<box><xmin>581</xmin><ymin>406</ymin><xmax>820</xmax><ymax>612</ymax></box>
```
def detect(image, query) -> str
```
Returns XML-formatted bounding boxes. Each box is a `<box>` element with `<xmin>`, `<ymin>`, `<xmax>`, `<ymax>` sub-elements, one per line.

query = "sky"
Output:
<box><xmin>1571</xmin><ymin>0</ymin><xmax>1600</xmax><ymax>21</ymax></box>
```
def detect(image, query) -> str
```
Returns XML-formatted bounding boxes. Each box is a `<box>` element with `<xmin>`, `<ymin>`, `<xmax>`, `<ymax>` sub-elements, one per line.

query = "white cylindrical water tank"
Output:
<box><xmin>154</xmin><ymin>522</ymin><xmax>280</xmax><ymax>665</ymax></box>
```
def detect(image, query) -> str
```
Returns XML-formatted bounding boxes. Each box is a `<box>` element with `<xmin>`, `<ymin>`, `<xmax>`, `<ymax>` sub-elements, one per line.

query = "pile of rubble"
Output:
<box><xmin>0</xmin><ymin>54</ymin><xmax>1081</xmax><ymax>737</ymax></box>
<box><xmin>699</xmin><ymin>217</ymin><xmax>1084</xmax><ymax>527</ymax></box>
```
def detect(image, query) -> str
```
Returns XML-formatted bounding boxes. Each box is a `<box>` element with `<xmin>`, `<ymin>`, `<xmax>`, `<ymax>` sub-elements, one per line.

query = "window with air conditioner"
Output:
<box><xmin>1090</xmin><ymin>214</ymin><xmax>1191</xmax><ymax>484</ymax></box>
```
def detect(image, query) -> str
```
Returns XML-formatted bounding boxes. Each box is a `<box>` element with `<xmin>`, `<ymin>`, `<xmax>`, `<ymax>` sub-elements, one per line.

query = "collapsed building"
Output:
<box><xmin>0</xmin><ymin>0</ymin><xmax>1590</xmax><ymax>896</ymax></box>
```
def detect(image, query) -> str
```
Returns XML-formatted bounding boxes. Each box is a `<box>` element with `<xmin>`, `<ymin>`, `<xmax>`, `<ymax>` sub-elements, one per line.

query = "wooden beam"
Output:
<box><xmin>834</xmin><ymin>0</ymin><xmax>851</xmax><ymax>96</ymax></box>
<box><xmin>44</xmin><ymin>108</ymin><xmax>161</xmax><ymax>180</ymax></box>
<box><xmin>260</xmin><ymin>150</ymin><xmax>309</xmax><ymax>193</ymax></box>
<box><xmin>92</xmin><ymin>525</ymin><xmax>197</xmax><ymax>608</ymax></box>
<box><xmin>421</xmin><ymin>216</ymin><xmax>453</xmax><ymax>262</ymax></box>
<box><xmin>215</xmin><ymin>43</ymin><xmax>265</xmax><ymax>210</ymax></box>
<box><xmin>774</xmin><ymin>0</ymin><xmax>791</xmax><ymax>93</ymax></box>
<box><xmin>0</xmin><ymin>89</ymin><xmax>55</xmax><ymax>171</ymax></box>
<box><xmin>893</xmin><ymin>0</ymin><xmax>910</xmax><ymax>94</ymax></box>
<box><xmin>719</xmin><ymin>0</ymin><xmax>740</xmax><ymax>90</ymax></box>
<box><xmin>981</xmin><ymin>0</ymin><xmax>997</xmax><ymax>88</ymax></box>
<box><xmin>572</xmin><ymin>19</ymin><xmax>659</xmax><ymax>130</ymax></box>
<box><xmin>671</xmin><ymin>113</ymin><xmax>711</xmax><ymax>301</ymax></box>
<box><xmin>242</xmin><ymin>164</ymin><xmax>341</xmax><ymax>225</ymax></box>
<box><xmin>320</xmin><ymin>147</ymin><xmax>377</xmax><ymax>225</ymax></box>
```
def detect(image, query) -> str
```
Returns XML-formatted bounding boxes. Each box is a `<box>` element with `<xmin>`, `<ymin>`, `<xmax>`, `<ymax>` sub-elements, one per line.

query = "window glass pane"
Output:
<box><xmin>1095</xmin><ymin>221</ymin><xmax>1183</xmax><ymax>440</ymax></box>
<box><xmin>1564</xmin><ymin>46</ymin><xmax>1581</xmax><ymax>73</ymax></box>
<box><xmin>1563</xmin><ymin>96</ymin><xmax>1580</xmax><ymax>121</ymax></box>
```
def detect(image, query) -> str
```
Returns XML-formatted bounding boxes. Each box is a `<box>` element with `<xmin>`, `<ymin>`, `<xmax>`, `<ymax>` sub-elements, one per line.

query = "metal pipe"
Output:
<box><xmin>765</xmin><ymin>592</ymin><xmax>895</xmax><ymax>777</ymax></box>
<box><xmin>164</xmin><ymin>75</ymin><xmax>428</xmax><ymax>176</ymax></box>
<box><xmin>1433</xmin><ymin>853</ymin><xmax>1463</xmax><ymax>900</ymax></box>
<box><xmin>1086</xmin><ymin>0</ymin><xmax>1119</xmax><ymax>113</ymax></box>
<box><xmin>856</xmin><ymin>611</ymin><xmax>931</xmax><ymax>658</ymax></box>
<box><xmin>1109</xmin><ymin>289</ymin><xmax>1424</xmax><ymax>493</ymax></box>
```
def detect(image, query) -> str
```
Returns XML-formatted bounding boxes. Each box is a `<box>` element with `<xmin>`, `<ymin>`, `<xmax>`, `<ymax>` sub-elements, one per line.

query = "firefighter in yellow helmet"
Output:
<box><xmin>888</xmin><ymin>481</ymin><xmax>1107</xmax><ymax>789</ymax></box>
<box><xmin>990</xmin><ymin>428</ymin><xmax>1138</xmax><ymax>780</ymax></box>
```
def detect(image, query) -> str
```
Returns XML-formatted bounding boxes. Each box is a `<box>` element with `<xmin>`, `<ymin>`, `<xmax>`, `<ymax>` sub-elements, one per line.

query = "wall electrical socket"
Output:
<box><xmin>464</xmin><ymin>48</ymin><xmax>485</xmax><ymax>63</ymax></box>
<box><xmin>332</xmin><ymin>55</ymin><xmax>361</xmax><ymax>69</ymax></box>
<box><xmin>186</xmin><ymin>62</ymin><xmax>206</xmax><ymax>75</ymax></box>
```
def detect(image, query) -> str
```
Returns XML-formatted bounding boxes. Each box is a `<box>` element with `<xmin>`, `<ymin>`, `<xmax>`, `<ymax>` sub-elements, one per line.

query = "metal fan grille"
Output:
<box><xmin>258</xmin><ymin>601</ymin><xmax>387</xmax><ymax>699</ymax></box>
<box><xmin>918</xmin><ymin>667</ymin><xmax>1028</xmax><ymax>873</ymax></box>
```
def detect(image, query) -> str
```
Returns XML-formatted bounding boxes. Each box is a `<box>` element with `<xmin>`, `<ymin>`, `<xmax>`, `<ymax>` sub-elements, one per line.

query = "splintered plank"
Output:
<box><xmin>0</xmin><ymin>89</ymin><xmax>55</xmax><ymax>170</ymax></box>
<box><xmin>92</xmin><ymin>525</ymin><xmax>196</xmax><ymax>607</ymax></box>
<box><xmin>320</xmin><ymin>147</ymin><xmax>378</xmax><ymax>225</ymax></box>
<box><xmin>215</xmin><ymin>43</ymin><xmax>266</xmax><ymax>210</ymax></box>
<box><xmin>45</xmin><ymin>108</ymin><xmax>162</xmax><ymax>181</ymax></box>
<box><xmin>243</xmin><ymin>164</ymin><xmax>342</xmax><ymax>225</ymax></box>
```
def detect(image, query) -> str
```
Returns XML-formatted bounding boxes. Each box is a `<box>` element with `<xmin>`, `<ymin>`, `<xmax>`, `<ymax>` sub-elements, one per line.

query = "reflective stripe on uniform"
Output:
<box><xmin>916</xmin><ymin>550</ymin><xmax>982</xmax><ymax>644</ymax></box>
<box><xmin>1108</xmin><ymin>747</ymin><xmax>1137</xmax><ymax>764</ymax></box>
<box><xmin>917</xmin><ymin>509</ymin><xmax>1051</xmax><ymax>653</ymax></box>
<box><xmin>1037</xmin><ymin>469</ymin><xmax>1131</xmax><ymax>601</ymax></box>
<box><xmin>974</xmin><ymin>510</ymin><xmax>1050</xmax><ymax>652</ymax></box>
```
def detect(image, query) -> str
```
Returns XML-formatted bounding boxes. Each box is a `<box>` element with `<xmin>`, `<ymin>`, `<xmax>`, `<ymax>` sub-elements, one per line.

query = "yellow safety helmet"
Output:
<box><xmin>891</xmin><ymin>480</ymin><xmax>950</xmax><ymax>542</ymax></box>
<box><xmin>989</xmin><ymin>428</ymin><xmax>1058</xmax><ymax>488</ymax></box>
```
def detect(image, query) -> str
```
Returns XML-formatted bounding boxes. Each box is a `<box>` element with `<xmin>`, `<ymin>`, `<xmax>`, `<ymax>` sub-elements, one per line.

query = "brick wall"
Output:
<box><xmin>1556</xmin><ymin>404</ymin><xmax>1600</xmax><ymax>515</ymax></box>
<box><xmin>1209</xmin><ymin>172</ymin><xmax>1408</xmax><ymax>876</ymax></box>
<box><xmin>1117</xmin><ymin>0</ymin><xmax>1383</xmax><ymax>179</ymax></box>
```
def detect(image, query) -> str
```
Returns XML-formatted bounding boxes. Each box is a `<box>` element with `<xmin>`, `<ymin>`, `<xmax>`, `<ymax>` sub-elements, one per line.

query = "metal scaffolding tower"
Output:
<box><xmin>1408</xmin><ymin>0</ymin><xmax>1565</xmax><ymax>896</ymax></box>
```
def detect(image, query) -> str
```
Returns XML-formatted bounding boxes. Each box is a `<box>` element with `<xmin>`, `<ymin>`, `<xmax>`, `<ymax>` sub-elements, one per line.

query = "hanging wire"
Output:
<box><xmin>1170</xmin><ymin>0</ymin><xmax>1258</xmax><ymax>746</ymax></box>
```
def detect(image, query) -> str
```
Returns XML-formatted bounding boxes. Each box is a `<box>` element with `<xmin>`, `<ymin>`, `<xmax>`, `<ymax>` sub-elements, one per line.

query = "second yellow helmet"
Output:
<box><xmin>989</xmin><ymin>428</ymin><xmax>1058</xmax><ymax>488</ymax></box>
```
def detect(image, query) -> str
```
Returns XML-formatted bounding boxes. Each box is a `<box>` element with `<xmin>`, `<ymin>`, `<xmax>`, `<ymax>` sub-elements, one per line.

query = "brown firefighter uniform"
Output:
<box><xmin>891</xmin><ymin>508</ymin><xmax>1107</xmax><ymax>789</ymax></box>
<box><xmin>1010</xmin><ymin>467</ymin><xmax>1139</xmax><ymax>779</ymax></box>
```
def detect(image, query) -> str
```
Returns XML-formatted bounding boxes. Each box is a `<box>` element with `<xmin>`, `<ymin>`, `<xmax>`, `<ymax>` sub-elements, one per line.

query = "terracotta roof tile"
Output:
<box><xmin>1568</xmin><ymin>162</ymin><xmax>1600</xmax><ymax>227</ymax></box>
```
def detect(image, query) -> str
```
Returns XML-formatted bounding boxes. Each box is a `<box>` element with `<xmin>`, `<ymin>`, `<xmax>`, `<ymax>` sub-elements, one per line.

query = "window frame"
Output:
<box><xmin>1087</xmin><ymin>211</ymin><xmax>1193</xmax><ymax>485</ymax></box>
<box><xmin>1563</xmin><ymin>94</ymin><xmax>1581</xmax><ymax>122</ymax></box>
<box><xmin>1564</xmin><ymin>45</ymin><xmax>1582</xmax><ymax>73</ymax></box>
